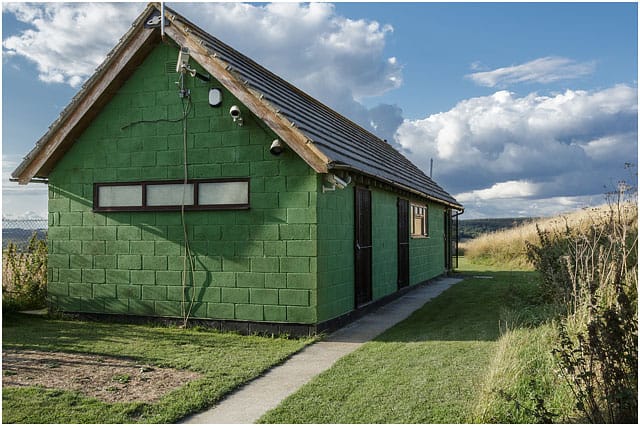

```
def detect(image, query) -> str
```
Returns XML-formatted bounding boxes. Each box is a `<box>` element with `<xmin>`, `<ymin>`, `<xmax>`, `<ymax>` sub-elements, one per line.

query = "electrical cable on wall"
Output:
<box><xmin>176</xmin><ymin>69</ymin><xmax>198</xmax><ymax>327</ymax></box>
<box><xmin>120</xmin><ymin>102</ymin><xmax>192</xmax><ymax>131</ymax></box>
<box><xmin>120</xmin><ymin>61</ymin><xmax>199</xmax><ymax>327</ymax></box>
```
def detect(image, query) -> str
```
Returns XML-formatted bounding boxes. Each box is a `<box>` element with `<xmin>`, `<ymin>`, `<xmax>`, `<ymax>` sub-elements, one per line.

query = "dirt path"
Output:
<box><xmin>3</xmin><ymin>349</ymin><xmax>202</xmax><ymax>403</ymax></box>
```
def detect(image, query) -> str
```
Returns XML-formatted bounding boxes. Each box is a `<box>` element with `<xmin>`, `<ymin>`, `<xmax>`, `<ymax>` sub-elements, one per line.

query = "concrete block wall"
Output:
<box><xmin>47</xmin><ymin>42</ymin><xmax>318</xmax><ymax>324</ymax></box>
<box><xmin>409</xmin><ymin>201</ymin><xmax>446</xmax><ymax>285</ymax></box>
<box><xmin>371</xmin><ymin>189</ymin><xmax>398</xmax><ymax>299</ymax></box>
<box><xmin>316</xmin><ymin>184</ymin><xmax>354</xmax><ymax>323</ymax></box>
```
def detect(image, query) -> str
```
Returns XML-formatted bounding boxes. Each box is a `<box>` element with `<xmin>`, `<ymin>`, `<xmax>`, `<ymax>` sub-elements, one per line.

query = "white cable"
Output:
<box><xmin>178</xmin><ymin>76</ymin><xmax>197</xmax><ymax>327</ymax></box>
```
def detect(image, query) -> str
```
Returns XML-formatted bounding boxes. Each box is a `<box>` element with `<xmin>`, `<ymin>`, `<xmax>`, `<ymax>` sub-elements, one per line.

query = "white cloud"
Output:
<box><xmin>2</xmin><ymin>2</ymin><xmax>146</xmax><ymax>87</ymax></box>
<box><xmin>459</xmin><ymin>194</ymin><xmax>603</xmax><ymax>219</ymax></box>
<box><xmin>173</xmin><ymin>2</ymin><xmax>402</xmax><ymax>118</ymax></box>
<box><xmin>5</xmin><ymin>3</ymin><xmax>635</xmax><ymax>220</ymax></box>
<box><xmin>3</xmin><ymin>2</ymin><xmax>401</xmax><ymax>136</ymax></box>
<box><xmin>456</xmin><ymin>180</ymin><xmax>540</xmax><ymax>203</ymax></box>
<box><xmin>467</xmin><ymin>56</ymin><xmax>595</xmax><ymax>88</ymax></box>
<box><xmin>396</xmin><ymin>84</ymin><xmax>638</xmax><ymax>208</ymax></box>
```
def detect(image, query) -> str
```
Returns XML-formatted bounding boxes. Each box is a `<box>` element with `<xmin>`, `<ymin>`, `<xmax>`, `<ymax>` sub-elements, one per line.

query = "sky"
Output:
<box><xmin>2</xmin><ymin>1</ymin><xmax>638</xmax><ymax>220</ymax></box>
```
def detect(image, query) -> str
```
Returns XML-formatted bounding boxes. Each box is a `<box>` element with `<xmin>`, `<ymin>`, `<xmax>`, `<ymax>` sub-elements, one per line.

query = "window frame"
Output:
<box><xmin>410</xmin><ymin>203</ymin><xmax>428</xmax><ymax>238</ymax></box>
<box><xmin>93</xmin><ymin>178</ymin><xmax>250</xmax><ymax>212</ymax></box>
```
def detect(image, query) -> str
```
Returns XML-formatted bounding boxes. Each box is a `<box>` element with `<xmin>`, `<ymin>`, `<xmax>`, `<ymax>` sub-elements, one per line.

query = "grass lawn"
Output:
<box><xmin>260</xmin><ymin>260</ymin><xmax>573</xmax><ymax>423</ymax></box>
<box><xmin>2</xmin><ymin>315</ymin><xmax>313</xmax><ymax>423</ymax></box>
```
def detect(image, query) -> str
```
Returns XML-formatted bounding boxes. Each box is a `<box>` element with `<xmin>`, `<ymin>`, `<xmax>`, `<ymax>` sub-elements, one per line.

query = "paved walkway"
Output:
<box><xmin>181</xmin><ymin>276</ymin><xmax>462</xmax><ymax>424</ymax></box>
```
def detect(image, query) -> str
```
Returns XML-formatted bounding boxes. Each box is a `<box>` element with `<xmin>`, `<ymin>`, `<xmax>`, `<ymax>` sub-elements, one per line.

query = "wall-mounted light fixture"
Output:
<box><xmin>269</xmin><ymin>139</ymin><xmax>285</xmax><ymax>156</ymax></box>
<box><xmin>322</xmin><ymin>173</ymin><xmax>351</xmax><ymax>192</ymax></box>
<box><xmin>229</xmin><ymin>105</ymin><xmax>243</xmax><ymax>126</ymax></box>
<box><xmin>209</xmin><ymin>88</ymin><xmax>222</xmax><ymax>107</ymax></box>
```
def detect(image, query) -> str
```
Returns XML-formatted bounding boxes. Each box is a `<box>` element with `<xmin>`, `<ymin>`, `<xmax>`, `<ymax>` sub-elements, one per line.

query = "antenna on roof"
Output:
<box><xmin>160</xmin><ymin>2</ymin><xmax>165</xmax><ymax>39</ymax></box>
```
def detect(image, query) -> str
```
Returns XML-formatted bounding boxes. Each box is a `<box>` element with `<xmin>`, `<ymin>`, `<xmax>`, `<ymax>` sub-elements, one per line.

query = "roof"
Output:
<box><xmin>12</xmin><ymin>3</ymin><xmax>462</xmax><ymax>210</ymax></box>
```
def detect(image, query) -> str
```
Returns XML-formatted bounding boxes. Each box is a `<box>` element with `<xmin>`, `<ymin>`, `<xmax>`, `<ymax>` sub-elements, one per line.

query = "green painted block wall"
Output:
<box><xmin>316</xmin><ymin>186</ymin><xmax>448</xmax><ymax>323</ymax></box>
<box><xmin>45</xmin><ymin>41</ymin><xmax>452</xmax><ymax>327</ymax></box>
<box><xmin>47</xmin><ymin>42</ymin><xmax>318</xmax><ymax>324</ymax></box>
<box><xmin>371</xmin><ymin>188</ymin><xmax>398</xmax><ymax>299</ymax></box>
<box><xmin>316</xmin><ymin>184</ymin><xmax>354</xmax><ymax>322</ymax></box>
<box><xmin>409</xmin><ymin>201</ymin><xmax>446</xmax><ymax>285</ymax></box>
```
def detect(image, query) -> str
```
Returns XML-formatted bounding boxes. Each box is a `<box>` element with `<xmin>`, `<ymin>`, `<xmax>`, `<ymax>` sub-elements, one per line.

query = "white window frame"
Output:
<box><xmin>411</xmin><ymin>204</ymin><xmax>428</xmax><ymax>237</ymax></box>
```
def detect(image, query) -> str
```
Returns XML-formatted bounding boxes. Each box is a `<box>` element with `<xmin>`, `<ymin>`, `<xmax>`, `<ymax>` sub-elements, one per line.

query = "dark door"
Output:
<box><xmin>397</xmin><ymin>198</ymin><xmax>410</xmax><ymax>288</ymax></box>
<box><xmin>354</xmin><ymin>187</ymin><xmax>372</xmax><ymax>307</ymax></box>
<box><xmin>444</xmin><ymin>209</ymin><xmax>452</xmax><ymax>270</ymax></box>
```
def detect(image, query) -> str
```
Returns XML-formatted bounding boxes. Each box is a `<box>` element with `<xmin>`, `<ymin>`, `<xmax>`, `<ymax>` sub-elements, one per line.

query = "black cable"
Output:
<box><xmin>120</xmin><ymin>97</ymin><xmax>193</xmax><ymax>130</ymax></box>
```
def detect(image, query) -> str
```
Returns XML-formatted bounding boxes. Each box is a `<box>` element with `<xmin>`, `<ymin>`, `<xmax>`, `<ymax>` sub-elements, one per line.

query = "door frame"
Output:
<box><xmin>397</xmin><ymin>198</ymin><xmax>410</xmax><ymax>289</ymax></box>
<box><xmin>444</xmin><ymin>209</ymin><xmax>452</xmax><ymax>270</ymax></box>
<box><xmin>354</xmin><ymin>186</ymin><xmax>373</xmax><ymax>308</ymax></box>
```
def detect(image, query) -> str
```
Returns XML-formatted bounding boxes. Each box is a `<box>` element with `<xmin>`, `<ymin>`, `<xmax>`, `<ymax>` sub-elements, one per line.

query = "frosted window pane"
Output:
<box><xmin>199</xmin><ymin>181</ymin><xmax>248</xmax><ymax>205</ymax></box>
<box><xmin>98</xmin><ymin>185</ymin><xmax>142</xmax><ymax>207</ymax></box>
<box><xmin>147</xmin><ymin>183</ymin><xmax>194</xmax><ymax>206</ymax></box>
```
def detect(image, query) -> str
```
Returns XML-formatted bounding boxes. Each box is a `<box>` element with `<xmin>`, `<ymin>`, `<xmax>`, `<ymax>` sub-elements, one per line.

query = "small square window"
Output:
<box><xmin>411</xmin><ymin>204</ymin><xmax>428</xmax><ymax>237</ymax></box>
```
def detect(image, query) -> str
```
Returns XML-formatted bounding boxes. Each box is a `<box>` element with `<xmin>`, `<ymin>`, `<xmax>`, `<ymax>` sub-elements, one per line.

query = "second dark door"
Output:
<box><xmin>397</xmin><ymin>198</ymin><xmax>410</xmax><ymax>288</ymax></box>
<box><xmin>354</xmin><ymin>187</ymin><xmax>372</xmax><ymax>307</ymax></box>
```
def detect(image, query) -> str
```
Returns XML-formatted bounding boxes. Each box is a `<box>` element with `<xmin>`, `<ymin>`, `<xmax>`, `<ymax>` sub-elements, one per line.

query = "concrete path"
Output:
<box><xmin>181</xmin><ymin>276</ymin><xmax>462</xmax><ymax>424</ymax></box>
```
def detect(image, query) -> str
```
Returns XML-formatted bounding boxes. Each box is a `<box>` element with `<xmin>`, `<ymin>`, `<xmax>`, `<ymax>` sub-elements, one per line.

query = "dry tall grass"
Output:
<box><xmin>461</xmin><ymin>204</ymin><xmax>636</xmax><ymax>269</ymax></box>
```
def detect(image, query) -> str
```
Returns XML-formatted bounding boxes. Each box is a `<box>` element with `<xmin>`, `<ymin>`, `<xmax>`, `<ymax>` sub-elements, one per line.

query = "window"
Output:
<box><xmin>411</xmin><ymin>204</ymin><xmax>428</xmax><ymax>237</ymax></box>
<box><xmin>97</xmin><ymin>184</ymin><xmax>143</xmax><ymax>208</ymax></box>
<box><xmin>94</xmin><ymin>178</ymin><xmax>250</xmax><ymax>212</ymax></box>
<box><xmin>147</xmin><ymin>183</ymin><xmax>194</xmax><ymax>206</ymax></box>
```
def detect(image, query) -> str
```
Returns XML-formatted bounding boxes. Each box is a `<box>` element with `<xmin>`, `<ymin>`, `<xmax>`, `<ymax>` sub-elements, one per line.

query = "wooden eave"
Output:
<box><xmin>12</xmin><ymin>4</ymin><xmax>160</xmax><ymax>184</ymax></box>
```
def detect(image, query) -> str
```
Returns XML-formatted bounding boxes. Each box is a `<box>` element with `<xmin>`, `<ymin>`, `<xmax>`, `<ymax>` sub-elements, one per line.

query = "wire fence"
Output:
<box><xmin>2</xmin><ymin>219</ymin><xmax>48</xmax><ymax>250</ymax></box>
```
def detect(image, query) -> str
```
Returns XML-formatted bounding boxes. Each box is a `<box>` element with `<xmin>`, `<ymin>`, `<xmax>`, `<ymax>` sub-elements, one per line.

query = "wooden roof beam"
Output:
<box><xmin>13</xmin><ymin>16</ymin><xmax>160</xmax><ymax>184</ymax></box>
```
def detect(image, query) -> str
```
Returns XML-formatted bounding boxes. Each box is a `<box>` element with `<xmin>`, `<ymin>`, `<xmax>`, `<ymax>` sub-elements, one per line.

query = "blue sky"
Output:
<box><xmin>335</xmin><ymin>2</ymin><xmax>637</xmax><ymax>118</ymax></box>
<box><xmin>2</xmin><ymin>1</ymin><xmax>638</xmax><ymax>219</ymax></box>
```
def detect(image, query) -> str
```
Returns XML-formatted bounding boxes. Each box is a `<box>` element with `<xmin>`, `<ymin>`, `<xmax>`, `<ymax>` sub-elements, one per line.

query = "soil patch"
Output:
<box><xmin>2</xmin><ymin>349</ymin><xmax>202</xmax><ymax>403</ymax></box>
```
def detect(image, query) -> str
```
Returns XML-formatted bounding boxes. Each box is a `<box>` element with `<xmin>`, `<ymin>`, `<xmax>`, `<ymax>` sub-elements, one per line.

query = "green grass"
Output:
<box><xmin>473</xmin><ymin>322</ymin><xmax>575</xmax><ymax>423</ymax></box>
<box><xmin>260</xmin><ymin>260</ymin><xmax>574</xmax><ymax>423</ymax></box>
<box><xmin>2</xmin><ymin>315</ymin><xmax>313</xmax><ymax>423</ymax></box>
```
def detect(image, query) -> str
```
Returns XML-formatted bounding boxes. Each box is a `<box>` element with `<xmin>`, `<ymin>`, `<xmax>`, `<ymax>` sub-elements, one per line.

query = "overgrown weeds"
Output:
<box><xmin>466</xmin><ymin>167</ymin><xmax>638</xmax><ymax>423</ymax></box>
<box><xmin>2</xmin><ymin>233</ymin><xmax>48</xmax><ymax>312</ymax></box>
<box><xmin>526</xmin><ymin>179</ymin><xmax>638</xmax><ymax>423</ymax></box>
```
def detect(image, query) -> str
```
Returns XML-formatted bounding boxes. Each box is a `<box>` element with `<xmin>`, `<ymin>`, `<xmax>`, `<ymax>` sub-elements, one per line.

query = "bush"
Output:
<box><xmin>526</xmin><ymin>183</ymin><xmax>638</xmax><ymax>423</ymax></box>
<box><xmin>2</xmin><ymin>233</ymin><xmax>48</xmax><ymax>312</ymax></box>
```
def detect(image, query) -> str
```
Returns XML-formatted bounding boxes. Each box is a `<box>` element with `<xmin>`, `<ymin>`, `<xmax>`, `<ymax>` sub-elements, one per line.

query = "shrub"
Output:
<box><xmin>525</xmin><ymin>224</ymin><xmax>573</xmax><ymax>304</ymax></box>
<box><xmin>2</xmin><ymin>233</ymin><xmax>48</xmax><ymax>312</ymax></box>
<box><xmin>526</xmin><ymin>182</ymin><xmax>638</xmax><ymax>423</ymax></box>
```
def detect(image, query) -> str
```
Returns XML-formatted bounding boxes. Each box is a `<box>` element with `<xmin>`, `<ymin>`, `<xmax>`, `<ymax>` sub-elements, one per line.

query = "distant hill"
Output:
<box><xmin>2</xmin><ymin>228</ymin><xmax>47</xmax><ymax>249</ymax></box>
<box><xmin>458</xmin><ymin>217</ymin><xmax>537</xmax><ymax>241</ymax></box>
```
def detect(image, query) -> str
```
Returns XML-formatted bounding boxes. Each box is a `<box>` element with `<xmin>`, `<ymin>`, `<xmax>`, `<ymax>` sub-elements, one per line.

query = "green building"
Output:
<box><xmin>12</xmin><ymin>3</ymin><xmax>463</xmax><ymax>335</ymax></box>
